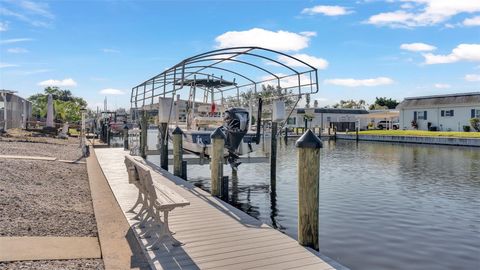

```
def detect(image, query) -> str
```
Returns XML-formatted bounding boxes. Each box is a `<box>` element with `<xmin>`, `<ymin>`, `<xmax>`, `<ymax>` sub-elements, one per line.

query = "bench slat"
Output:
<box><xmin>125</xmin><ymin>156</ymin><xmax>190</xmax><ymax>208</ymax></box>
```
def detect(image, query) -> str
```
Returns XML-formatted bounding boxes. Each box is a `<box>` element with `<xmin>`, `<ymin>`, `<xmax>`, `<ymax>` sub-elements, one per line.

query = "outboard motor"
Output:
<box><xmin>222</xmin><ymin>108</ymin><xmax>249</xmax><ymax>169</ymax></box>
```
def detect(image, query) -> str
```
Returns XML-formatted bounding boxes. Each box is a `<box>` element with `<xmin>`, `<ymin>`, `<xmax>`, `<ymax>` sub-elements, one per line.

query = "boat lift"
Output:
<box><xmin>130</xmin><ymin>47</ymin><xmax>320</xmax><ymax>166</ymax></box>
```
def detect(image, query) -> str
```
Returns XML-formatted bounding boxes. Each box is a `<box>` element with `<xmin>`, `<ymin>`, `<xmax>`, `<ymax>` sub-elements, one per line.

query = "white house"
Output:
<box><xmin>288</xmin><ymin>108</ymin><xmax>370</xmax><ymax>132</ymax></box>
<box><xmin>397</xmin><ymin>92</ymin><xmax>480</xmax><ymax>131</ymax></box>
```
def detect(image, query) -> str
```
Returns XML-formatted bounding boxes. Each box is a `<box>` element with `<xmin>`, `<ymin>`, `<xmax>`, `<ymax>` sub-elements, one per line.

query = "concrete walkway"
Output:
<box><xmin>95</xmin><ymin>148</ymin><xmax>335</xmax><ymax>270</ymax></box>
<box><xmin>87</xmin><ymin>148</ymin><xmax>150</xmax><ymax>270</ymax></box>
<box><xmin>0</xmin><ymin>237</ymin><xmax>101</xmax><ymax>262</ymax></box>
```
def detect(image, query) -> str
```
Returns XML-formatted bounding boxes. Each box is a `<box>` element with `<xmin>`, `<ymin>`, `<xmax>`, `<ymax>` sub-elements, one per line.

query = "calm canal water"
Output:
<box><xmin>148</xmin><ymin>138</ymin><xmax>480</xmax><ymax>270</ymax></box>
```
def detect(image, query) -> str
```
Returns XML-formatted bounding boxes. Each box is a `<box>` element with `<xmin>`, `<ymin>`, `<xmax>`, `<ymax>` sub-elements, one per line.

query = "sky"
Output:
<box><xmin>0</xmin><ymin>0</ymin><xmax>479</xmax><ymax>110</ymax></box>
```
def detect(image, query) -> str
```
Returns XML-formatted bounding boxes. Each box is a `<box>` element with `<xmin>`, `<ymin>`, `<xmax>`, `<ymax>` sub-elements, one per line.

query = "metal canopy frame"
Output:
<box><xmin>131</xmin><ymin>46</ymin><xmax>319</xmax><ymax>109</ymax></box>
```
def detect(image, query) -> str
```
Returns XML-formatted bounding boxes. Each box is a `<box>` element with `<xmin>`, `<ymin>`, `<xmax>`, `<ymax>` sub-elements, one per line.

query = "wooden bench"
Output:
<box><xmin>124</xmin><ymin>156</ymin><xmax>190</xmax><ymax>249</ymax></box>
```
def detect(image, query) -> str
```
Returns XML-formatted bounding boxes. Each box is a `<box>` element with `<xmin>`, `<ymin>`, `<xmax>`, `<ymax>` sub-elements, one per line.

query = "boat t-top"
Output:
<box><xmin>130</xmin><ymin>47</ymin><xmax>320</xmax><ymax>169</ymax></box>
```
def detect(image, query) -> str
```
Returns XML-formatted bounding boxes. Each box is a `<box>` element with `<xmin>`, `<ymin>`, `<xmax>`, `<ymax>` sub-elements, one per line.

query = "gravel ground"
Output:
<box><xmin>0</xmin><ymin>133</ymin><xmax>97</xmax><ymax>237</ymax></box>
<box><xmin>0</xmin><ymin>138</ymin><xmax>83</xmax><ymax>160</ymax></box>
<box><xmin>0</xmin><ymin>259</ymin><xmax>104</xmax><ymax>269</ymax></box>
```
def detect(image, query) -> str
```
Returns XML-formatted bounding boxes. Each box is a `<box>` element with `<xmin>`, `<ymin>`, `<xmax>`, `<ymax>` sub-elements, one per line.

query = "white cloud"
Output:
<box><xmin>0</xmin><ymin>1</ymin><xmax>53</xmax><ymax>28</ymax></box>
<box><xmin>38</xmin><ymin>78</ymin><xmax>77</xmax><ymax>87</ymax></box>
<box><xmin>423</xmin><ymin>44</ymin><xmax>480</xmax><ymax>64</ymax></box>
<box><xmin>434</xmin><ymin>83</ymin><xmax>451</xmax><ymax>89</ymax></box>
<box><xmin>299</xmin><ymin>31</ymin><xmax>317</xmax><ymax>37</ymax></box>
<box><xmin>0</xmin><ymin>38</ymin><xmax>32</xmax><ymax>44</ymax></box>
<box><xmin>366</xmin><ymin>0</ymin><xmax>480</xmax><ymax>28</ymax></box>
<box><xmin>465</xmin><ymin>74</ymin><xmax>480</xmax><ymax>82</ymax></box>
<box><xmin>19</xmin><ymin>1</ymin><xmax>54</xmax><ymax>19</ymax></box>
<box><xmin>324</xmin><ymin>77</ymin><xmax>394</xmax><ymax>87</ymax></box>
<box><xmin>400</xmin><ymin>3</ymin><xmax>414</xmax><ymax>9</ymax></box>
<box><xmin>301</xmin><ymin>5</ymin><xmax>352</xmax><ymax>16</ymax></box>
<box><xmin>0</xmin><ymin>62</ymin><xmax>19</xmax><ymax>68</ymax></box>
<box><xmin>0</xmin><ymin>22</ymin><xmax>8</xmax><ymax>31</ymax></box>
<box><xmin>463</xmin><ymin>16</ymin><xmax>480</xmax><ymax>26</ymax></box>
<box><xmin>366</xmin><ymin>11</ymin><xmax>415</xmax><ymax>28</ymax></box>
<box><xmin>99</xmin><ymin>88</ymin><xmax>126</xmax><ymax>95</ymax></box>
<box><xmin>102</xmin><ymin>48</ymin><xmax>120</xmax><ymax>53</ymax></box>
<box><xmin>10</xmin><ymin>69</ymin><xmax>51</xmax><ymax>75</ymax></box>
<box><xmin>400</xmin><ymin>42</ymin><xmax>436</xmax><ymax>52</ymax></box>
<box><xmin>215</xmin><ymin>28</ymin><xmax>313</xmax><ymax>52</ymax></box>
<box><xmin>444</xmin><ymin>23</ymin><xmax>455</xmax><ymax>28</ymax></box>
<box><xmin>261</xmin><ymin>73</ymin><xmax>312</xmax><ymax>88</ymax></box>
<box><xmin>277</xmin><ymin>53</ymin><xmax>329</xmax><ymax>69</ymax></box>
<box><xmin>7</xmin><ymin>47</ymin><xmax>29</xmax><ymax>53</ymax></box>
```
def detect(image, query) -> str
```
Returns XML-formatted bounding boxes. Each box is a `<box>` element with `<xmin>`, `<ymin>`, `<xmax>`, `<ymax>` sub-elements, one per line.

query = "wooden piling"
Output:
<box><xmin>210</xmin><ymin>127</ymin><xmax>225</xmax><ymax>197</ymax></box>
<box><xmin>159</xmin><ymin>122</ymin><xmax>168</xmax><ymax>170</ymax></box>
<box><xmin>356</xmin><ymin>127</ymin><xmax>359</xmax><ymax>142</ymax></box>
<box><xmin>140</xmin><ymin>111</ymin><xmax>147</xmax><ymax>158</ymax></box>
<box><xmin>221</xmin><ymin>176</ymin><xmax>229</xmax><ymax>201</ymax></box>
<box><xmin>181</xmin><ymin>160</ymin><xmax>187</xmax><ymax>180</ymax></box>
<box><xmin>107</xmin><ymin>127</ymin><xmax>111</xmax><ymax>147</ymax></box>
<box><xmin>123</xmin><ymin>125</ymin><xmax>129</xmax><ymax>150</ymax></box>
<box><xmin>296</xmin><ymin>129</ymin><xmax>322</xmax><ymax>251</ymax></box>
<box><xmin>270</xmin><ymin>121</ymin><xmax>278</xmax><ymax>189</ymax></box>
<box><xmin>172</xmin><ymin>127</ymin><xmax>183</xmax><ymax>178</ymax></box>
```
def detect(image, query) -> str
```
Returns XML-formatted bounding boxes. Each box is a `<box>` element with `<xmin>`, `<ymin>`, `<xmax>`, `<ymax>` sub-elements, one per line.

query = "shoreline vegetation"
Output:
<box><xmin>352</xmin><ymin>130</ymin><xmax>480</xmax><ymax>138</ymax></box>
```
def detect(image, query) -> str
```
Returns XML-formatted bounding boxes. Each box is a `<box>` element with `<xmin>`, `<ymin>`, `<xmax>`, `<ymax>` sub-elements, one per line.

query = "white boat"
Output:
<box><xmin>130</xmin><ymin>47</ymin><xmax>320</xmax><ymax>168</ymax></box>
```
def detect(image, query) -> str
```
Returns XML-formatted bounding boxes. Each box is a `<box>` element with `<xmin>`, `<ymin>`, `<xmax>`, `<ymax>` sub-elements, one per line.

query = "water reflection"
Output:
<box><xmin>148</xmin><ymin>139</ymin><xmax>480</xmax><ymax>270</ymax></box>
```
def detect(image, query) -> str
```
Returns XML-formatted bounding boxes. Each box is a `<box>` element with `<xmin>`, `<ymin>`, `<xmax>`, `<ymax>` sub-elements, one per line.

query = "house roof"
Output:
<box><xmin>0</xmin><ymin>89</ymin><xmax>17</xmax><ymax>95</ymax></box>
<box><xmin>296</xmin><ymin>108</ymin><xmax>369</xmax><ymax>114</ymax></box>
<box><xmin>397</xmin><ymin>92</ymin><xmax>480</xmax><ymax>109</ymax></box>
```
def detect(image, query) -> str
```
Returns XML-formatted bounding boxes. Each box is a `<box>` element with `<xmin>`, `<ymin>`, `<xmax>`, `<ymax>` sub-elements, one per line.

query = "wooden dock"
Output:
<box><xmin>95</xmin><ymin>148</ymin><xmax>336</xmax><ymax>270</ymax></box>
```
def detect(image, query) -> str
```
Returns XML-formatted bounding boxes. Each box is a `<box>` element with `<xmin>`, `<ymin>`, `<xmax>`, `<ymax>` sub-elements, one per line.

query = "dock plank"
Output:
<box><xmin>95</xmin><ymin>148</ymin><xmax>335</xmax><ymax>270</ymax></box>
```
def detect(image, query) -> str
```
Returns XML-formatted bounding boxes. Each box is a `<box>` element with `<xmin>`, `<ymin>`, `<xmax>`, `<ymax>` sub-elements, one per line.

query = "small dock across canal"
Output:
<box><xmin>94</xmin><ymin>148</ymin><xmax>336</xmax><ymax>270</ymax></box>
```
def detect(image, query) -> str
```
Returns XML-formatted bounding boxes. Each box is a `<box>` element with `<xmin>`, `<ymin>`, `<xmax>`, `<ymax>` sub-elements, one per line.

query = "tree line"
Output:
<box><xmin>28</xmin><ymin>87</ymin><xmax>87</xmax><ymax>123</ymax></box>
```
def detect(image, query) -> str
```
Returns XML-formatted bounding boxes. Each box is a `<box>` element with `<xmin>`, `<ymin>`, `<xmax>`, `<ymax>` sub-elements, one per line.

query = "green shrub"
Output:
<box><xmin>470</xmin><ymin>118</ymin><xmax>480</xmax><ymax>132</ymax></box>
<box><xmin>463</xmin><ymin>126</ymin><xmax>471</xmax><ymax>132</ymax></box>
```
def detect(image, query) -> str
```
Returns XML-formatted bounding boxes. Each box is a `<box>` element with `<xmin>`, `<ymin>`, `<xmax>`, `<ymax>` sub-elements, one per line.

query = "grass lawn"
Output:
<box><xmin>68</xmin><ymin>128</ymin><xmax>80</xmax><ymax>136</ymax></box>
<box><xmin>356</xmin><ymin>130</ymin><xmax>480</xmax><ymax>138</ymax></box>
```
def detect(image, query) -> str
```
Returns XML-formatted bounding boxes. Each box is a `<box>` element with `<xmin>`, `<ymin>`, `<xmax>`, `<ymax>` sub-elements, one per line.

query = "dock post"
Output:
<box><xmin>172</xmin><ymin>127</ymin><xmax>183</xmax><ymax>178</ymax></box>
<box><xmin>221</xmin><ymin>176</ymin><xmax>229</xmax><ymax>201</ymax></box>
<box><xmin>140</xmin><ymin>111</ymin><xmax>148</xmax><ymax>158</ymax></box>
<box><xmin>284</xmin><ymin>127</ymin><xmax>288</xmax><ymax>145</ymax></box>
<box><xmin>356</xmin><ymin>127</ymin><xmax>359</xmax><ymax>142</ymax></box>
<box><xmin>159</xmin><ymin>122</ymin><xmax>168</xmax><ymax>170</ymax></box>
<box><xmin>296</xmin><ymin>129</ymin><xmax>322</xmax><ymax>251</ymax></box>
<box><xmin>123</xmin><ymin>122</ymin><xmax>129</xmax><ymax>150</ymax></box>
<box><xmin>181</xmin><ymin>160</ymin><xmax>187</xmax><ymax>180</ymax></box>
<box><xmin>210</xmin><ymin>127</ymin><xmax>225</xmax><ymax>197</ymax></box>
<box><xmin>270</xmin><ymin>121</ymin><xmax>278</xmax><ymax>189</ymax></box>
<box><xmin>107</xmin><ymin>126</ymin><xmax>111</xmax><ymax>147</ymax></box>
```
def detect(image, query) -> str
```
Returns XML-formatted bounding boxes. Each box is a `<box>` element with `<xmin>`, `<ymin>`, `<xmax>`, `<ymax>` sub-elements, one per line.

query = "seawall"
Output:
<box><xmin>335</xmin><ymin>134</ymin><xmax>480</xmax><ymax>147</ymax></box>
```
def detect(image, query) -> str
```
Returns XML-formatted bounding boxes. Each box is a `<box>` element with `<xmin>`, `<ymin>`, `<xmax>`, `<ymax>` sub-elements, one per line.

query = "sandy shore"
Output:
<box><xmin>0</xmin><ymin>130</ymin><xmax>104</xmax><ymax>269</ymax></box>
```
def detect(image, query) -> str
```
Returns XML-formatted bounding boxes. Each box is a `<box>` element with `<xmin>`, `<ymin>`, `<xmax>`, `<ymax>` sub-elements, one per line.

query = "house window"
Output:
<box><xmin>417</xmin><ymin>111</ymin><xmax>427</xmax><ymax>120</ymax></box>
<box><xmin>287</xmin><ymin>117</ymin><xmax>296</xmax><ymax>125</ymax></box>
<box><xmin>441</xmin><ymin>110</ymin><xmax>454</xmax><ymax>117</ymax></box>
